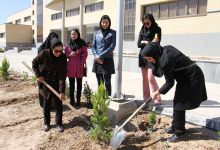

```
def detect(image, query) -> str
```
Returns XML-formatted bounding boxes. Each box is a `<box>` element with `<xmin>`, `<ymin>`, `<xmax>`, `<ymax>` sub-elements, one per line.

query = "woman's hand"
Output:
<box><xmin>37</xmin><ymin>76</ymin><xmax>44</xmax><ymax>82</ymax></box>
<box><xmin>60</xmin><ymin>93</ymin><xmax>65</xmax><ymax>101</ymax></box>
<box><xmin>152</xmin><ymin>38</ymin><xmax>159</xmax><ymax>42</ymax></box>
<box><xmin>152</xmin><ymin>90</ymin><xmax>160</xmax><ymax>101</ymax></box>
<box><xmin>95</xmin><ymin>56</ymin><xmax>103</xmax><ymax>64</ymax></box>
<box><xmin>141</xmin><ymin>40</ymin><xmax>148</xmax><ymax>44</ymax></box>
<box><xmin>69</xmin><ymin>51</ymin><xmax>77</xmax><ymax>57</ymax></box>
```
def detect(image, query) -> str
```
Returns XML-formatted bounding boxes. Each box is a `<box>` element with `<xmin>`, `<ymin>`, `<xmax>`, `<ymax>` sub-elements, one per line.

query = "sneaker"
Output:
<box><xmin>44</xmin><ymin>125</ymin><xmax>50</xmax><ymax>132</ymax></box>
<box><xmin>57</xmin><ymin>125</ymin><xmax>64</xmax><ymax>133</ymax></box>
<box><xmin>164</xmin><ymin>127</ymin><xmax>175</xmax><ymax>134</ymax></box>
<box><xmin>167</xmin><ymin>133</ymin><xmax>184</xmax><ymax>142</ymax></box>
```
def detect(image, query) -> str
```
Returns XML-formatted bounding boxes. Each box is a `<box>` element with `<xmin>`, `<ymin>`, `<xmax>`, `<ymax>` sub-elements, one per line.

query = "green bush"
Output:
<box><xmin>90</xmin><ymin>83</ymin><xmax>112</xmax><ymax>142</ymax></box>
<box><xmin>83</xmin><ymin>81</ymin><xmax>93</xmax><ymax>107</ymax></box>
<box><xmin>218</xmin><ymin>131</ymin><xmax>220</xmax><ymax>142</ymax></box>
<box><xmin>0</xmin><ymin>57</ymin><xmax>10</xmax><ymax>80</ymax></box>
<box><xmin>148</xmin><ymin>111</ymin><xmax>157</xmax><ymax>126</ymax></box>
<box><xmin>22</xmin><ymin>71</ymin><xmax>29</xmax><ymax>81</ymax></box>
<box><xmin>0</xmin><ymin>48</ymin><xmax>3</xmax><ymax>52</ymax></box>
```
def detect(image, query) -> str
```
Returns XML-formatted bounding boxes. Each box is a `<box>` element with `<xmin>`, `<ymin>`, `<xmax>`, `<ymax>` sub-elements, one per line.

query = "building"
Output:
<box><xmin>44</xmin><ymin>0</ymin><xmax>220</xmax><ymax>57</ymax></box>
<box><xmin>0</xmin><ymin>0</ymin><xmax>43</xmax><ymax>50</ymax></box>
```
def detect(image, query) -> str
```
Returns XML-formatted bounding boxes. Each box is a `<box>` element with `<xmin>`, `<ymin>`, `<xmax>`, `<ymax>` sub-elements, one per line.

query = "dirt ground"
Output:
<box><xmin>0</xmin><ymin>72</ymin><xmax>220</xmax><ymax>150</ymax></box>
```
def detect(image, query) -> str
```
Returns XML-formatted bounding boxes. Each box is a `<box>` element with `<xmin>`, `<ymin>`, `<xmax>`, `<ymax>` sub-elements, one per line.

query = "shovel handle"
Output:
<box><xmin>117</xmin><ymin>98</ymin><xmax>152</xmax><ymax>132</ymax></box>
<box><xmin>22</xmin><ymin>61</ymin><xmax>91</xmax><ymax>125</ymax></box>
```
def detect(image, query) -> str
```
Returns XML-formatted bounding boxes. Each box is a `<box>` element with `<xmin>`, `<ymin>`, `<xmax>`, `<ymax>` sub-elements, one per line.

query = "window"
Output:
<box><xmin>32</xmin><ymin>20</ymin><xmax>34</xmax><ymax>25</ymax></box>
<box><xmin>32</xmin><ymin>30</ymin><xmax>34</xmax><ymax>34</ymax></box>
<box><xmin>24</xmin><ymin>16</ymin><xmax>31</xmax><ymax>22</ymax></box>
<box><xmin>85</xmin><ymin>2</ymin><xmax>104</xmax><ymax>13</ymax></box>
<box><xmin>51</xmin><ymin>12</ymin><xmax>62</xmax><ymax>20</ymax></box>
<box><xmin>0</xmin><ymin>33</ymin><xmax>5</xmax><ymax>38</ymax></box>
<box><xmin>32</xmin><ymin>10</ymin><xmax>34</xmax><ymax>15</ymax></box>
<box><xmin>15</xmin><ymin>19</ymin><xmax>21</xmax><ymax>24</ymax></box>
<box><xmin>124</xmin><ymin>0</ymin><xmax>136</xmax><ymax>41</ymax></box>
<box><xmin>32</xmin><ymin>0</ymin><xmax>34</xmax><ymax>5</ymax></box>
<box><xmin>66</xmin><ymin>8</ymin><xmax>79</xmax><ymax>17</ymax></box>
<box><xmin>143</xmin><ymin>0</ymin><xmax>207</xmax><ymax>19</ymax></box>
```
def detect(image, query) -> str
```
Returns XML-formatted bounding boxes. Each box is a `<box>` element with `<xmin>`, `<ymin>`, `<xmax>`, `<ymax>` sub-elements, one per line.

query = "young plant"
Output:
<box><xmin>218</xmin><ymin>131</ymin><xmax>220</xmax><ymax>142</ymax></box>
<box><xmin>22</xmin><ymin>71</ymin><xmax>29</xmax><ymax>81</ymax></box>
<box><xmin>90</xmin><ymin>83</ymin><xmax>112</xmax><ymax>142</ymax></box>
<box><xmin>83</xmin><ymin>81</ymin><xmax>93</xmax><ymax>108</ymax></box>
<box><xmin>0</xmin><ymin>57</ymin><xmax>10</xmax><ymax>80</ymax></box>
<box><xmin>148</xmin><ymin>111</ymin><xmax>157</xmax><ymax>126</ymax></box>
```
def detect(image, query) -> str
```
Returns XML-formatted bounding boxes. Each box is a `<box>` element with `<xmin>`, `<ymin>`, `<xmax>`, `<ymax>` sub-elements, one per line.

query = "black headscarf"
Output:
<box><xmin>141</xmin><ymin>42</ymin><xmax>164</xmax><ymax>77</ymax></box>
<box><xmin>99</xmin><ymin>15</ymin><xmax>111</xmax><ymax>37</ymax></box>
<box><xmin>38</xmin><ymin>32</ymin><xmax>59</xmax><ymax>53</ymax></box>
<box><xmin>50</xmin><ymin>38</ymin><xmax>63</xmax><ymax>60</ymax></box>
<box><xmin>68</xmin><ymin>28</ymin><xmax>86</xmax><ymax>51</ymax></box>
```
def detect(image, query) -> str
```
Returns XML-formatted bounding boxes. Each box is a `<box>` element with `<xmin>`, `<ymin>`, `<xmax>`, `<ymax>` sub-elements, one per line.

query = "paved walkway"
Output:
<box><xmin>1</xmin><ymin>50</ymin><xmax>220</xmax><ymax>130</ymax></box>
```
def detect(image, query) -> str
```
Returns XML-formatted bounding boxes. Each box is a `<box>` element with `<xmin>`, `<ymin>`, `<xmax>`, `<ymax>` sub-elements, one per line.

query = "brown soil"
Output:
<box><xmin>0</xmin><ymin>72</ymin><xmax>220</xmax><ymax>150</ymax></box>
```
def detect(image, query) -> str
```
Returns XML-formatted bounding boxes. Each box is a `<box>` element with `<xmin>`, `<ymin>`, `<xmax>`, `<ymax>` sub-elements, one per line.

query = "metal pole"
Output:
<box><xmin>114</xmin><ymin>0</ymin><xmax>124</xmax><ymax>99</ymax></box>
<box><xmin>61</xmin><ymin>0</ymin><xmax>65</xmax><ymax>43</ymax></box>
<box><xmin>79</xmin><ymin>0</ymin><xmax>85</xmax><ymax>39</ymax></box>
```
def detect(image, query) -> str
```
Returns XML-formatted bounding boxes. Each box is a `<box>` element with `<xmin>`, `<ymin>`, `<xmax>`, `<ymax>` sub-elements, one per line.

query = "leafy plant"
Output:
<box><xmin>90</xmin><ymin>83</ymin><xmax>112</xmax><ymax>142</ymax></box>
<box><xmin>0</xmin><ymin>57</ymin><xmax>10</xmax><ymax>80</ymax></box>
<box><xmin>218</xmin><ymin>131</ymin><xmax>220</xmax><ymax>142</ymax></box>
<box><xmin>148</xmin><ymin>111</ymin><xmax>157</xmax><ymax>126</ymax></box>
<box><xmin>22</xmin><ymin>71</ymin><xmax>29</xmax><ymax>81</ymax></box>
<box><xmin>83</xmin><ymin>81</ymin><xmax>93</xmax><ymax>108</ymax></box>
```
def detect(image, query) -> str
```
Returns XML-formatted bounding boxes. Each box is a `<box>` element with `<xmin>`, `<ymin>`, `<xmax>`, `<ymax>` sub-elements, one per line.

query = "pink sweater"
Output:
<box><xmin>64</xmin><ymin>45</ymin><xmax>88</xmax><ymax>78</ymax></box>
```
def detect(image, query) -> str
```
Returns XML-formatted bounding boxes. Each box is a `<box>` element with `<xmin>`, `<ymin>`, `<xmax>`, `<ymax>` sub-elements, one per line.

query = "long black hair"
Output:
<box><xmin>99</xmin><ymin>15</ymin><xmax>111</xmax><ymax>37</ymax></box>
<box><xmin>142</xmin><ymin>13</ymin><xmax>158</xmax><ymax>29</ymax></box>
<box><xmin>68</xmin><ymin>28</ymin><xmax>86</xmax><ymax>51</ymax></box>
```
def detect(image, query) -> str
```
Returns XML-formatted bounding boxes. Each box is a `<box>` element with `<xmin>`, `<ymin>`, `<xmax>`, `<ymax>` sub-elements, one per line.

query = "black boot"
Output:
<box><xmin>164</xmin><ymin>127</ymin><xmax>175</xmax><ymax>134</ymax></box>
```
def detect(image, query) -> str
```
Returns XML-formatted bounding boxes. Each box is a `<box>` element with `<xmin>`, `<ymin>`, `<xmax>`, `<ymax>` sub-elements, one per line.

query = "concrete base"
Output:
<box><xmin>108</xmin><ymin>99</ymin><xmax>137</xmax><ymax>126</ymax></box>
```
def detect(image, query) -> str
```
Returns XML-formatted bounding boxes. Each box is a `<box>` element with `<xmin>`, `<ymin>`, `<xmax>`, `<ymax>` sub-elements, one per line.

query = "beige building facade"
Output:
<box><xmin>44</xmin><ymin>0</ymin><xmax>220</xmax><ymax>57</ymax></box>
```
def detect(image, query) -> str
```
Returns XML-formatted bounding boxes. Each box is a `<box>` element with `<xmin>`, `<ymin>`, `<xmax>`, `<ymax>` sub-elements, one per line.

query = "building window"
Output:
<box><xmin>124</xmin><ymin>0</ymin><xmax>136</xmax><ymax>41</ymax></box>
<box><xmin>15</xmin><ymin>19</ymin><xmax>21</xmax><ymax>24</ymax></box>
<box><xmin>85</xmin><ymin>1</ymin><xmax>104</xmax><ymax>13</ymax></box>
<box><xmin>32</xmin><ymin>10</ymin><xmax>34</xmax><ymax>15</ymax></box>
<box><xmin>32</xmin><ymin>30</ymin><xmax>34</xmax><ymax>34</ymax></box>
<box><xmin>32</xmin><ymin>20</ymin><xmax>34</xmax><ymax>25</ymax></box>
<box><xmin>143</xmin><ymin>0</ymin><xmax>207</xmax><ymax>19</ymax></box>
<box><xmin>51</xmin><ymin>12</ymin><xmax>62</xmax><ymax>20</ymax></box>
<box><xmin>66</xmin><ymin>8</ymin><xmax>80</xmax><ymax>17</ymax></box>
<box><xmin>86</xmin><ymin>26</ymin><xmax>99</xmax><ymax>44</ymax></box>
<box><xmin>0</xmin><ymin>33</ymin><xmax>5</xmax><ymax>38</ymax></box>
<box><xmin>32</xmin><ymin>0</ymin><xmax>34</xmax><ymax>5</ymax></box>
<box><xmin>24</xmin><ymin>16</ymin><xmax>31</xmax><ymax>22</ymax></box>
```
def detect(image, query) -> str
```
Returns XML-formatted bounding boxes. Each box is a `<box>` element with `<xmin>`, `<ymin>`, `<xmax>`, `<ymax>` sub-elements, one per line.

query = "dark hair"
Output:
<box><xmin>142</xmin><ymin>13</ymin><xmax>157</xmax><ymax>28</ymax></box>
<box><xmin>51</xmin><ymin>38</ymin><xmax>63</xmax><ymax>50</ymax></box>
<box><xmin>38</xmin><ymin>32</ymin><xmax>59</xmax><ymax>53</ymax></box>
<box><xmin>70</xmin><ymin>28</ymin><xmax>81</xmax><ymax>39</ymax></box>
<box><xmin>99</xmin><ymin>15</ymin><xmax>111</xmax><ymax>30</ymax></box>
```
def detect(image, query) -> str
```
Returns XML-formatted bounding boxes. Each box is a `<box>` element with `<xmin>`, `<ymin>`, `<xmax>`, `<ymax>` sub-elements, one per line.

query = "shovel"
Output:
<box><xmin>110</xmin><ymin>98</ymin><xmax>152</xmax><ymax>149</ymax></box>
<box><xmin>22</xmin><ymin>61</ymin><xmax>91</xmax><ymax>126</ymax></box>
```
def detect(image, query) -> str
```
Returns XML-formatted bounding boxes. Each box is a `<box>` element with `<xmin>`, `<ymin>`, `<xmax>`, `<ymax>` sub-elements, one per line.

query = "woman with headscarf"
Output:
<box><xmin>137</xmin><ymin>13</ymin><xmax>161</xmax><ymax>104</ymax></box>
<box><xmin>64</xmin><ymin>28</ymin><xmax>88</xmax><ymax>107</ymax></box>
<box><xmin>37</xmin><ymin>32</ymin><xmax>59</xmax><ymax>108</ymax></box>
<box><xmin>91</xmin><ymin>15</ymin><xmax>116</xmax><ymax>96</ymax></box>
<box><xmin>32</xmin><ymin>38</ymin><xmax>67</xmax><ymax>132</ymax></box>
<box><xmin>141</xmin><ymin>42</ymin><xmax>207</xmax><ymax>142</ymax></box>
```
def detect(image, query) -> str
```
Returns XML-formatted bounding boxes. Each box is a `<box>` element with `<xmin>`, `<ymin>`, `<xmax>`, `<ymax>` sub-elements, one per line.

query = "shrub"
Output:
<box><xmin>148</xmin><ymin>111</ymin><xmax>157</xmax><ymax>126</ymax></box>
<box><xmin>83</xmin><ymin>81</ymin><xmax>93</xmax><ymax>107</ymax></box>
<box><xmin>218</xmin><ymin>131</ymin><xmax>220</xmax><ymax>142</ymax></box>
<box><xmin>90</xmin><ymin>83</ymin><xmax>112</xmax><ymax>142</ymax></box>
<box><xmin>0</xmin><ymin>57</ymin><xmax>10</xmax><ymax>80</ymax></box>
<box><xmin>22</xmin><ymin>71</ymin><xmax>29</xmax><ymax>81</ymax></box>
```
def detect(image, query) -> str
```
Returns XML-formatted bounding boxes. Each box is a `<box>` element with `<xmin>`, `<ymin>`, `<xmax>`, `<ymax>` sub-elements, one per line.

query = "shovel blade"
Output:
<box><xmin>110</xmin><ymin>126</ymin><xmax>126</xmax><ymax>149</ymax></box>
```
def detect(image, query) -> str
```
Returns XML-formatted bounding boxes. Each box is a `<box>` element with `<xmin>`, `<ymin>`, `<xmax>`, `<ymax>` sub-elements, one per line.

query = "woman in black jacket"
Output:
<box><xmin>137</xmin><ymin>14</ymin><xmax>161</xmax><ymax>104</ymax></box>
<box><xmin>33</xmin><ymin>39</ymin><xmax>67</xmax><ymax>132</ymax></box>
<box><xmin>141</xmin><ymin>42</ymin><xmax>207</xmax><ymax>142</ymax></box>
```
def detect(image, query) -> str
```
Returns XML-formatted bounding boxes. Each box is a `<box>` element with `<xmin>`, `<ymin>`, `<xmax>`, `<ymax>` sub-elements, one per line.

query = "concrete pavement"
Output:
<box><xmin>1</xmin><ymin>50</ymin><xmax>220</xmax><ymax>130</ymax></box>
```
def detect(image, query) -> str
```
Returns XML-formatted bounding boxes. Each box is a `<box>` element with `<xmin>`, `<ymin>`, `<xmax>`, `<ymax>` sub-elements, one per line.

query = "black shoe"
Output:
<box><xmin>167</xmin><ymin>133</ymin><xmax>184</xmax><ymax>142</ymax></box>
<box><xmin>44</xmin><ymin>125</ymin><xmax>50</xmax><ymax>132</ymax></box>
<box><xmin>164</xmin><ymin>127</ymin><xmax>175</xmax><ymax>134</ymax></box>
<box><xmin>57</xmin><ymin>125</ymin><xmax>64</xmax><ymax>133</ymax></box>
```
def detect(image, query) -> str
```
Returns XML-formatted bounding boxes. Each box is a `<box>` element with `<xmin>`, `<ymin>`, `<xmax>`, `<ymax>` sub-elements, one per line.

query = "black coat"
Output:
<box><xmin>137</xmin><ymin>25</ymin><xmax>161</xmax><ymax>68</ymax></box>
<box><xmin>32</xmin><ymin>49</ymin><xmax>67</xmax><ymax>99</ymax></box>
<box><xmin>158</xmin><ymin>46</ymin><xmax>207</xmax><ymax>110</ymax></box>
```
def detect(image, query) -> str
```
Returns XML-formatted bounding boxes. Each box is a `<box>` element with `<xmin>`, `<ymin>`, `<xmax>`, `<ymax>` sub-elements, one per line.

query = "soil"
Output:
<box><xmin>0</xmin><ymin>72</ymin><xmax>220</xmax><ymax>150</ymax></box>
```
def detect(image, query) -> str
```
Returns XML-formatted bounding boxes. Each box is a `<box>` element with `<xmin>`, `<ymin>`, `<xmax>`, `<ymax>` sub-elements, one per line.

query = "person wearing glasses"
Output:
<box><xmin>137</xmin><ymin>13</ymin><xmax>161</xmax><ymax>105</ymax></box>
<box><xmin>91</xmin><ymin>15</ymin><xmax>116</xmax><ymax>96</ymax></box>
<box><xmin>64</xmin><ymin>28</ymin><xmax>88</xmax><ymax>107</ymax></box>
<box><xmin>32</xmin><ymin>38</ymin><xmax>67</xmax><ymax>132</ymax></box>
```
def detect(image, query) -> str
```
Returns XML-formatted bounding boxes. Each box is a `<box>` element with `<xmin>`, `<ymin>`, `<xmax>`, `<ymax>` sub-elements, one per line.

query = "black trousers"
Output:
<box><xmin>69</xmin><ymin>77</ymin><xmax>82</xmax><ymax>105</ymax></box>
<box><xmin>43</xmin><ymin>95</ymin><xmax>63</xmax><ymax>126</ymax></box>
<box><xmin>172</xmin><ymin>109</ymin><xmax>186</xmax><ymax>135</ymax></box>
<box><xmin>96</xmin><ymin>73</ymin><xmax>112</xmax><ymax>96</ymax></box>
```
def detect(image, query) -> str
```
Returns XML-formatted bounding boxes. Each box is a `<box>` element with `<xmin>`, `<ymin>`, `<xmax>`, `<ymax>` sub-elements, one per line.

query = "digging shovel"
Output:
<box><xmin>22</xmin><ymin>61</ymin><xmax>91</xmax><ymax>126</ymax></box>
<box><xmin>110</xmin><ymin>98</ymin><xmax>152</xmax><ymax>149</ymax></box>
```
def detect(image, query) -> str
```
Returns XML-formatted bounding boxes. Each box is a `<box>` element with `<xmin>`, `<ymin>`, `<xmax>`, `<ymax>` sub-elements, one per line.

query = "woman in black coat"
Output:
<box><xmin>33</xmin><ymin>39</ymin><xmax>67</xmax><ymax>132</ymax></box>
<box><xmin>141</xmin><ymin>42</ymin><xmax>207</xmax><ymax>142</ymax></box>
<box><xmin>137</xmin><ymin>14</ymin><xmax>161</xmax><ymax>103</ymax></box>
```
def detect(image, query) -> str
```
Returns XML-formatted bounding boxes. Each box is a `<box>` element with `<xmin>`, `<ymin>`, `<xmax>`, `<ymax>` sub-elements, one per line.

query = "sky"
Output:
<box><xmin>0</xmin><ymin>0</ymin><xmax>30</xmax><ymax>24</ymax></box>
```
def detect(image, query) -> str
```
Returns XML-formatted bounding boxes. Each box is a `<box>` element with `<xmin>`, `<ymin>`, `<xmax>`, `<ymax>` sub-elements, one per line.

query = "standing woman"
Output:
<box><xmin>32</xmin><ymin>39</ymin><xmax>67</xmax><ymax>132</ymax></box>
<box><xmin>64</xmin><ymin>28</ymin><xmax>88</xmax><ymax>107</ymax></box>
<box><xmin>91</xmin><ymin>15</ymin><xmax>116</xmax><ymax>96</ymax></box>
<box><xmin>37</xmin><ymin>32</ymin><xmax>59</xmax><ymax>108</ymax></box>
<box><xmin>137</xmin><ymin>13</ymin><xmax>161</xmax><ymax>104</ymax></box>
<box><xmin>141</xmin><ymin>42</ymin><xmax>207</xmax><ymax>142</ymax></box>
